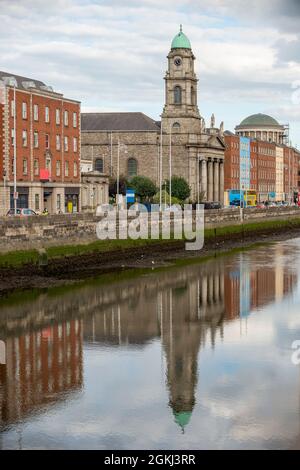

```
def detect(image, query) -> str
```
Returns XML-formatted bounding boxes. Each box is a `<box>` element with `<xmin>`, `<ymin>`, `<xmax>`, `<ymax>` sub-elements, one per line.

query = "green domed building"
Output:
<box><xmin>235</xmin><ymin>113</ymin><xmax>285</xmax><ymax>144</ymax></box>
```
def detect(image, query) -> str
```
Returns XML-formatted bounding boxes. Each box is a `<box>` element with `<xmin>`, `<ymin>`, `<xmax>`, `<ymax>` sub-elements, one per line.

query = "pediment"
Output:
<box><xmin>207</xmin><ymin>135</ymin><xmax>226</xmax><ymax>150</ymax></box>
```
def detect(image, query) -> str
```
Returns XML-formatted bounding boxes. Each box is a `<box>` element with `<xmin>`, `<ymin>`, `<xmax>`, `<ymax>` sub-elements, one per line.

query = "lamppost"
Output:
<box><xmin>13</xmin><ymin>84</ymin><xmax>17</xmax><ymax>215</ymax></box>
<box><xmin>117</xmin><ymin>138</ymin><xmax>127</xmax><ymax>208</ymax></box>
<box><xmin>159</xmin><ymin>121</ymin><xmax>163</xmax><ymax>210</ymax></box>
<box><xmin>169</xmin><ymin>124</ymin><xmax>172</xmax><ymax>207</ymax></box>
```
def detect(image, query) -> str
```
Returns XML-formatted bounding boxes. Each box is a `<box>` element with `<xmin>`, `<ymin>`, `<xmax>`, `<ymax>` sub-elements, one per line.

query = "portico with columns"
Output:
<box><xmin>199</xmin><ymin>157</ymin><xmax>224</xmax><ymax>204</ymax></box>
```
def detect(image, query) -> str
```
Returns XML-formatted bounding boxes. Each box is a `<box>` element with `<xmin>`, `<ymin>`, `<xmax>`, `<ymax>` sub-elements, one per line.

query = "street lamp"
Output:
<box><xmin>13</xmin><ymin>84</ymin><xmax>17</xmax><ymax>215</ymax></box>
<box><xmin>169</xmin><ymin>124</ymin><xmax>172</xmax><ymax>207</ymax></box>
<box><xmin>159</xmin><ymin>121</ymin><xmax>163</xmax><ymax>210</ymax></box>
<box><xmin>117</xmin><ymin>138</ymin><xmax>127</xmax><ymax>208</ymax></box>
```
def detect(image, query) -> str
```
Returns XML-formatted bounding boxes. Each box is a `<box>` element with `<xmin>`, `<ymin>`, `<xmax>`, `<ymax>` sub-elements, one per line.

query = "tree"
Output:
<box><xmin>153</xmin><ymin>190</ymin><xmax>181</xmax><ymax>206</ymax></box>
<box><xmin>109</xmin><ymin>175</ymin><xmax>128</xmax><ymax>197</ymax></box>
<box><xmin>129</xmin><ymin>176</ymin><xmax>157</xmax><ymax>201</ymax></box>
<box><xmin>164</xmin><ymin>176</ymin><xmax>190</xmax><ymax>201</ymax></box>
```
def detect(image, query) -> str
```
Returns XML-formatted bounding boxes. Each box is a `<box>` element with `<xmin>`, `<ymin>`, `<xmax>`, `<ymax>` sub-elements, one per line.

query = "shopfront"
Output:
<box><xmin>65</xmin><ymin>187</ymin><xmax>80</xmax><ymax>213</ymax></box>
<box><xmin>10</xmin><ymin>186</ymin><xmax>29</xmax><ymax>209</ymax></box>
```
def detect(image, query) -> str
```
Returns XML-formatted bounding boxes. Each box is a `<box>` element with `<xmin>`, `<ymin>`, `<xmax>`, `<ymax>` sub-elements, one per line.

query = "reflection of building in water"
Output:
<box><xmin>0</xmin><ymin>245</ymin><xmax>297</xmax><ymax>434</ymax></box>
<box><xmin>160</xmin><ymin>263</ymin><xmax>225</xmax><ymax>432</ymax></box>
<box><xmin>225</xmin><ymin>249</ymin><xmax>297</xmax><ymax>320</ymax></box>
<box><xmin>0</xmin><ymin>319</ymin><xmax>83</xmax><ymax>427</ymax></box>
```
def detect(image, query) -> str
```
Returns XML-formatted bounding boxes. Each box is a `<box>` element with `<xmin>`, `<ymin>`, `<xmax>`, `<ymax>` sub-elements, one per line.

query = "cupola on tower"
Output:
<box><xmin>161</xmin><ymin>25</ymin><xmax>201</xmax><ymax>134</ymax></box>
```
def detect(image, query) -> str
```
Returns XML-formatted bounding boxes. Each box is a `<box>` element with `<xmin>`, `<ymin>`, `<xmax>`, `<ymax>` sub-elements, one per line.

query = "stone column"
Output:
<box><xmin>219</xmin><ymin>162</ymin><xmax>224</xmax><ymax>205</ymax></box>
<box><xmin>208</xmin><ymin>160</ymin><xmax>213</xmax><ymax>202</ymax></box>
<box><xmin>201</xmin><ymin>160</ymin><xmax>207</xmax><ymax>200</ymax></box>
<box><xmin>214</xmin><ymin>160</ymin><xmax>219</xmax><ymax>202</ymax></box>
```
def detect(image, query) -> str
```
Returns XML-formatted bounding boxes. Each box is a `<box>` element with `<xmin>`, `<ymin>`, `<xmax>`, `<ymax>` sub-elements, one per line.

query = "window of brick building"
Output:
<box><xmin>56</xmin><ymin>160</ymin><xmax>61</xmax><ymax>176</ymax></box>
<box><xmin>73</xmin><ymin>112</ymin><xmax>77</xmax><ymax>128</ymax></box>
<box><xmin>45</xmin><ymin>106</ymin><xmax>50</xmax><ymax>123</ymax></box>
<box><xmin>34</xmin><ymin>159</ymin><xmax>39</xmax><ymax>176</ymax></box>
<box><xmin>22</xmin><ymin>130</ymin><xmax>28</xmax><ymax>147</ymax></box>
<box><xmin>45</xmin><ymin>134</ymin><xmax>50</xmax><ymax>149</ymax></box>
<box><xmin>74</xmin><ymin>161</ymin><xmax>78</xmax><ymax>177</ymax></box>
<box><xmin>64</xmin><ymin>136</ymin><xmax>69</xmax><ymax>152</ymax></box>
<box><xmin>65</xmin><ymin>161</ymin><xmax>69</xmax><ymax>176</ymax></box>
<box><xmin>34</xmin><ymin>131</ymin><xmax>39</xmax><ymax>148</ymax></box>
<box><xmin>22</xmin><ymin>102</ymin><xmax>27</xmax><ymax>119</ymax></box>
<box><xmin>23</xmin><ymin>159</ymin><xmax>28</xmax><ymax>175</ymax></box>
<box><xmin>56</xmin><ymin>135</ymin><xmax>61</xmax><ymax>151</ymax></box>
<box><xmin>46</xmin><ymin>157</ymin><xmax>51</xmax><ymax>172</ymax></box>
<box><xmin>64</xmin><ymin>110</ymin><xmax>69</xmax><ymax>126</ymax></box>
<box><xmin>73</xmin><ymin>137</ymin><xmax>78</xmax><ymax>152</ymax></box>
<box><xmin>56</xmin><ymin>108</ymin><xmax>60</xmax><ymax>125</ymax></box>
<box><xmin>34</xmin><ymin>104</ymin><xmax>39</xmax><ymax>121</ymax></box>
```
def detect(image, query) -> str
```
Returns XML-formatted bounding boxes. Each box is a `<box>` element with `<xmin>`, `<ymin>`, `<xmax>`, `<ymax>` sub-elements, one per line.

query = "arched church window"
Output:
<box><xmin>174</xmin><ymin>86</ymin><xmax>182</xmax><ymax>105</ymax></box>
<box><xmin>128</xmin><ymin>158</ymin><xmax>137</xmax><ymax>177</ymax></box>
<box><xmin>95</xmin><ymin>158</ymin><xmax>104</xmax><ymax>173</ymax></box>
<box><xmin>172</xmin><ymin>122</ymin><xmax>181</xmax><ymax>132</ymax></box>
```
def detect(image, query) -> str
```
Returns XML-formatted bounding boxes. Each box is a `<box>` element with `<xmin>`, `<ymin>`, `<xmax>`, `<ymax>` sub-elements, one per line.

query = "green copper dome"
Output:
<box><xmin>239</xmin><ymin>113</ymin><xmax>280</xmax><ymax>127</ymax></box>
<box><xmin>173</xmin><ymin>411</ymin><xmax>192</xmax><ymax>431</ymax></box>
<box><xmin>171</xmin><ymin>25</ymin><xmax>191</xmax><ymax>50</ymax></box>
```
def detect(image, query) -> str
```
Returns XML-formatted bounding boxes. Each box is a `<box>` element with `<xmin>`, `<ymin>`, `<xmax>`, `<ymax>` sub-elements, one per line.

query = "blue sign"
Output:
<box><xmin>269</xmin><ymin>192</ymin><xmax>276</xmax><ymax>198</ymax></box>
<box><xmin>126</xmin><ymin>189</ymin><xmax>135</xmax><ymax>203</ymax></box>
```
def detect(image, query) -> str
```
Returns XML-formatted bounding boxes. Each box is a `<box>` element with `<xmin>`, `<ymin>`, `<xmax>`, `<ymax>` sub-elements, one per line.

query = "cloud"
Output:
<box><xmin>0</xmin><ymin>0</ymin><xmax>299</xmax><ymax>144</ymax></box>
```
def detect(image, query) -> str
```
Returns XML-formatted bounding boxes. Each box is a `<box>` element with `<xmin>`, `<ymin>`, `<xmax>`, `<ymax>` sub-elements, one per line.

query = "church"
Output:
<box><xmin>81</xmin><ymin>26</ymin><xmax>225</xmax><ymax>208</ymax></box>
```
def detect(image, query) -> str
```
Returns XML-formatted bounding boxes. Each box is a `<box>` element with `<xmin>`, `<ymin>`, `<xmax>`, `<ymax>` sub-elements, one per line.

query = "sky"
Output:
<box><xmin>0</xmin><ymin>0</ymin><xmax>300</xmax><ymax>145</ymax></box>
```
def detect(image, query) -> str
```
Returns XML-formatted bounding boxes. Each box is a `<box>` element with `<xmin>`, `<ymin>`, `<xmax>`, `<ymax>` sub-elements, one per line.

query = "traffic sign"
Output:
<box><xmin>126</xmin><ymin>189</ymin><xmax>135</xmax><ymax>203</ymax></box>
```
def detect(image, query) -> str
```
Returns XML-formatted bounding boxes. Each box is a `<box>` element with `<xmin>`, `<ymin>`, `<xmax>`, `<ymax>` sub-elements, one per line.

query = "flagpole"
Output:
<box><xmin>160</xmin><ymin>121</ymin><xmax>163</xmax><ymax>209</ymax></box>
<box><xmin>13</xmin><ymin>85</ymin><xmax>17</xmax><ymax>215</ymax></box>
<box><xmin>169</xmin><ymin>125</ymin><xmax>172</xmax><ymax>207</ymax></box>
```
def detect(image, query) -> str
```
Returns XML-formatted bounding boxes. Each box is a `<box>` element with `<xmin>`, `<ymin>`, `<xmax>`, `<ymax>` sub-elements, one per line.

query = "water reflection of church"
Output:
<box><xmin>0</xmin><ymin>245</ymin><xmax>297</xmax><ymax>433</ymax></box>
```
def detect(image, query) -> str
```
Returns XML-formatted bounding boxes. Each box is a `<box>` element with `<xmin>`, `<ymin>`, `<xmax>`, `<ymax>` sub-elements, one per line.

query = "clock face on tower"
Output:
<box><xmin>174</xmin><ymin>57</ymin><xmax>182</xmax><ymax>67</ymax></box>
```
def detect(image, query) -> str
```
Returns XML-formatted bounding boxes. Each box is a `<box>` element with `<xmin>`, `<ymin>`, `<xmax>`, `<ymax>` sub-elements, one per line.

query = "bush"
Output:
<box><xmin>129</xmin><ymin>176</ymin><xmax>157</xmax><ymax>201</ymax></box>
<box><xmin>164</xmin><ymin>176</ymin><xmax>190</xmax><ymax>201</ymax></box>
<box><xmin>153</xmin><ymin>190</ymin><xmax>181</xmax><ymax>206</ymax></box>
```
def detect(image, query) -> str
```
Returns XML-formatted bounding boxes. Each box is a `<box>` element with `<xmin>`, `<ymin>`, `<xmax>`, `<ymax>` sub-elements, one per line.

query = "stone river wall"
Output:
<box><xmin>0</xmin><ymin>206</ymin><xmax>300</xmax><ymax>252</ymax></box>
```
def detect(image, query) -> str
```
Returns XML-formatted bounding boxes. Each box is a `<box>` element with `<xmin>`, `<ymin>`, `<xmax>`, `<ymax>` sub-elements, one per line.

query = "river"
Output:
<box><xmin>1</xmin><ymin>239</ymin><xmax>300</xmax><ymax>449</ymax></box>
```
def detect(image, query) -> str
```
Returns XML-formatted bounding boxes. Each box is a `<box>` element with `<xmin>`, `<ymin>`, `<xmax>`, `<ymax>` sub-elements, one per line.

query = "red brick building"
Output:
<box><xmin>0</xmin><ymin>319</ymin><xmax>83</xmax><ymax>426</ymax></box>
<box><xmin>224</xmin><ymin>133</ymin><xmax>240</xmax><ymax>191</ymax></box>
<box><xmin>224</xmin><ymin>133</ymin><xmax>299</xmax><ymax>204</ymax></box>
<box><xmin>0</xmin><ymin>71</ymin><xmax>81</xmax><ymax>214</ymax></box>
<box><xmin>251</xmin><ymin>140</ymin><xmax>276</xmax><ymax>201</ymax></box>
<box><xmin>283</xmin><ymin>145</ymin><xmax>299</xmax><ymax>203</ymax></box>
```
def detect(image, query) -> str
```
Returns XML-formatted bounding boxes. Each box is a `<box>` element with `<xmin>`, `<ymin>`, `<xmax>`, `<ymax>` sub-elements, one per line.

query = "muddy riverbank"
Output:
<box><xmin>0</xmin><ymin>222</ymin><xmax>300</xmax><ymax>297</ymax></box>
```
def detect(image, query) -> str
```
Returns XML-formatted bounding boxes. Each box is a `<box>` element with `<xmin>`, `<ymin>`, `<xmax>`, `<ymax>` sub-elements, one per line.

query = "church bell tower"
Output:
<box><xmin>161</xmin><ymin>25</ymin><xmax>201</xmax><ymax>133</ymax></box>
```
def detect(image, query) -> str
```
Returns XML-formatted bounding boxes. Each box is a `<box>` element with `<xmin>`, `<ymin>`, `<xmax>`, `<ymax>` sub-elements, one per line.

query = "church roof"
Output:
<box><xmin>171</xmin><ymin>25</ymin><xmax>191</xmax><ymax>50</ymax></box>
<box><xmin>239</xmin><ymin>113</ymin><xmax>281</xmax><ymax>127</ymax></box>
<box><xmin>81</xmin><ymin>112</ymin><xmax>160</xmax><ymax>132</ymax></box>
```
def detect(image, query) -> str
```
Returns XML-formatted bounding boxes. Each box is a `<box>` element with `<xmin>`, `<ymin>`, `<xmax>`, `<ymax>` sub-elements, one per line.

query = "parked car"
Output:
<box><xmin>204</xmin><ymin>202</ymin><xmax>222</xmax><ymax>210</ymax></box>
<box><xmin>6</xmin><ymin>208</ymin><xmax>37</xmax><ymax>217</ymax></box>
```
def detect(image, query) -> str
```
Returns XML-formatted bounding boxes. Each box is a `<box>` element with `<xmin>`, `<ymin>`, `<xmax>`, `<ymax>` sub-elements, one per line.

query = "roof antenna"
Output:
<box><xmin>180</xmin><ymin>24</ymin><xmax>183</xmax><ymax>33</ymax></box>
